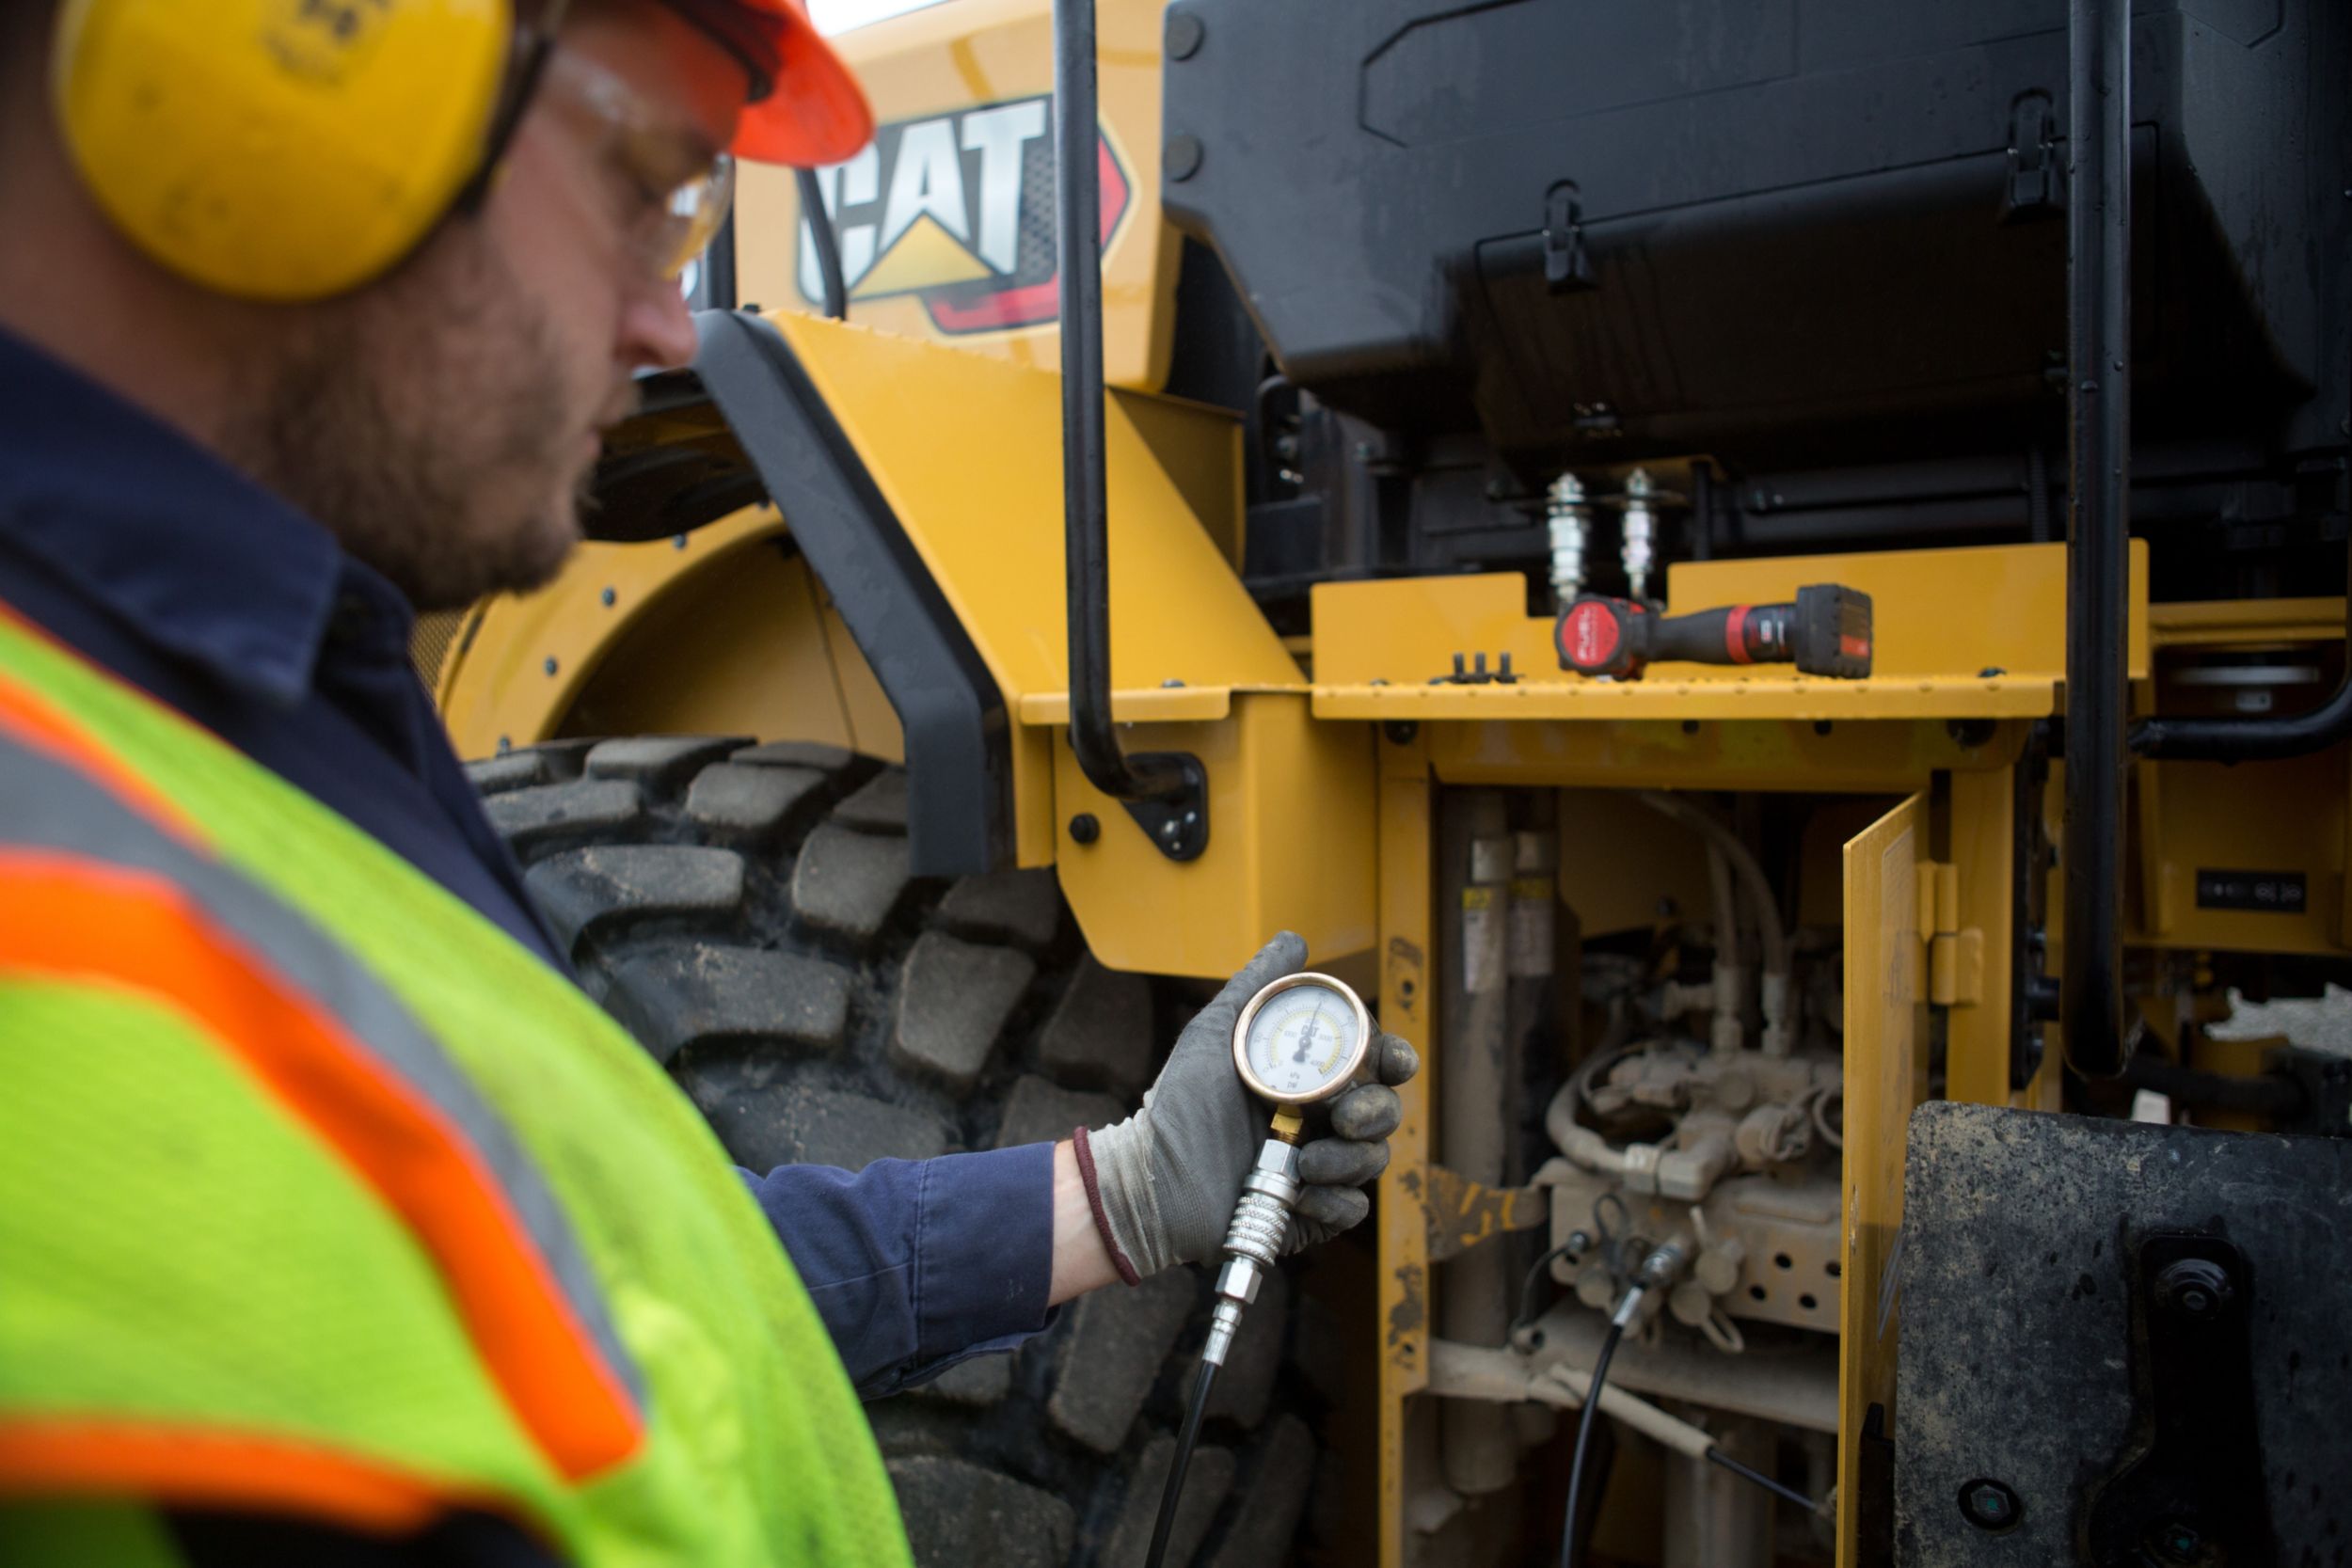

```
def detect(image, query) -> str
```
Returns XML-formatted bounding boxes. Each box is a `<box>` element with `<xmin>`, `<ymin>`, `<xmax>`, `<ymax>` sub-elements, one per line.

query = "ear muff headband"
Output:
<box><xmin>53</xmin><ymin>0</ymin><xmax>515</xmax><ymax>302</ymax></box>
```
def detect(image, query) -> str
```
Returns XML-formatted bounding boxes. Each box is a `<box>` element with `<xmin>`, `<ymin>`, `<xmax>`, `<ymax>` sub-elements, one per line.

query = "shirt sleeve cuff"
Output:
<box><xmin>903</xmin><ymin>1142</ymin><xmax>1057</xmax><ymax>1387</ymax></box>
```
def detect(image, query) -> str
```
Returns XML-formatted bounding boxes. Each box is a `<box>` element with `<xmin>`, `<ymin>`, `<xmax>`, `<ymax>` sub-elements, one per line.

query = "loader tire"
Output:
<box><xmin>469</xmin><ymin>736</ymin><xmax>1323</xmax><ymax>1568</ymax></box>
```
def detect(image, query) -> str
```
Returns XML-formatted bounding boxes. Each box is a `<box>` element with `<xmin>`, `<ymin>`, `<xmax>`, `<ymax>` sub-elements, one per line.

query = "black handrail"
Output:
<box><xmin>2060</xmin><ymin>0</ymin><xmax>2133</xmax><ymax>1079</ymax></box>
<box><xmin>1053</xmin><ymin>0</ymin><xmax>1207</xmax><ymax>858</ymax></box>
<box><xmin>794</xmin><ymin>169</ymin><xmax>849</xmax><ymax>321</ymax></box>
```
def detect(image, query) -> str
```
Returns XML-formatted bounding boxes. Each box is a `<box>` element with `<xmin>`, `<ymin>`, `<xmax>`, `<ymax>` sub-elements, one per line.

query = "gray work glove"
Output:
<box><xmin>1078</xmin><ymin>932</ymin><xmax>1421</xmax><ymax>1283</ymax></box>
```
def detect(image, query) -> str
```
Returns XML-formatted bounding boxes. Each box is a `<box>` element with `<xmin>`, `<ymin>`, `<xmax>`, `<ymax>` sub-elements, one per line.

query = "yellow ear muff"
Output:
<box><xmin>53</xmin><ymin>0</ymin><xmax>514</xmax><ymax>302</ymax></box>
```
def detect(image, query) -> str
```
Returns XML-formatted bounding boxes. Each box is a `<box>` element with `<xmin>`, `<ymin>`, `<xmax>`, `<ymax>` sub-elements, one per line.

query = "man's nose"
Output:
<box><xmin>622</xmin><ymin>273</ymin><xmax>700</xmax><ymax>372</ymax></box>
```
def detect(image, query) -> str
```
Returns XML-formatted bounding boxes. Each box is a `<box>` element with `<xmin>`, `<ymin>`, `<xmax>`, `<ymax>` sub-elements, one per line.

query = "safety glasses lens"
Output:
<box><xmin>660</xmin><ymin>152</ymin><xmax>734</xmax><ymax>280</ymax></box>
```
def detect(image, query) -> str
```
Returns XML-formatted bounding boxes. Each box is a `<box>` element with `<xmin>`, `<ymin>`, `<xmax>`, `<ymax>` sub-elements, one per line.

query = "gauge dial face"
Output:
<box><xmin>1235</xmin><ymin>976</ymin><xmax>1369</xmax><ymax>1104</ymax></box>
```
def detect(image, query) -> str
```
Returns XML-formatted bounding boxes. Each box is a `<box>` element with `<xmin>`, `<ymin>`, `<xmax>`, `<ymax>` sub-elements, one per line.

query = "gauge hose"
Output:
<box><xmin>1143</xmin><ymin>1359</ymin><xmax>1219</xmax><ymax>1568</ymax></box>
<box><xmin>1557</xmin><ymin>1317</ymin><xmax>1626</xmax><ymax>1568</ymax></box>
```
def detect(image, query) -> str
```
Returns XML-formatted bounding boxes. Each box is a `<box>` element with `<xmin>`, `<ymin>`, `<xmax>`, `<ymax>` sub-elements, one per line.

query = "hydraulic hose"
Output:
<box><xmin>1143</xmin><ymin>1360</ymin><xmax>1218</xmax><ymax>1568</ymax></box>
<box><xmin>1637</xmin><ymin>794</ymin><xmax>1788</xmax><ymax>981</ymax></box>
<box><xmin>1559</xmin><ymin>1320</ymin><xmax>1626</xmax><ymax>1568</ymax></box>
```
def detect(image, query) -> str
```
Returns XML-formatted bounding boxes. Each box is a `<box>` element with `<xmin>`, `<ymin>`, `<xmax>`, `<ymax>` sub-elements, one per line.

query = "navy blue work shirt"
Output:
<box><xmin>0</xmin><ymin>327</ymin><xmax>1056</xmax><ymax>1399</ymax></box>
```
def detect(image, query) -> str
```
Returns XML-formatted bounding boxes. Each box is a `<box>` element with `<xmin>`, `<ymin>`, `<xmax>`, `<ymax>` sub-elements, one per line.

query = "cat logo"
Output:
<box><xmin>796</xmin><ymin>95</ymin><xmax>1131</xmax><ymax>335</ymax></box>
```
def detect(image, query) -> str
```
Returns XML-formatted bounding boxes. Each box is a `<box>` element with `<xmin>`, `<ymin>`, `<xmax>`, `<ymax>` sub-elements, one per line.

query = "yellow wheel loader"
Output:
<box><xmin>426</xmin><ymin>0</ymin><xmax>2352</xmax><ymax>1562</ymax></box>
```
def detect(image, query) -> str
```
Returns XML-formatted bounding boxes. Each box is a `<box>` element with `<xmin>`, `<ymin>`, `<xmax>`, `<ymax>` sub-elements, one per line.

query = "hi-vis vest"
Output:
<box><xmin>0</xmin><ymin>606</ymin><xmax>912</xmax><ymax>1568</ymax></box>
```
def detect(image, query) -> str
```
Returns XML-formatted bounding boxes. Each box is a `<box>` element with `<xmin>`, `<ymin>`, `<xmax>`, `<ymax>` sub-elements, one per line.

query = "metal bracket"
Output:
<box><xmin>1427</xmin><ymin>651</ymin><xmax>1519</xmax><ymax>687</ymax></box>
<box><xmin>2084</xmin><ymin>1232</ymin><xmax>2276</xmax><ymax>1567</ymax></box>
<box><xmin>2002</xmin><ymin>92</ymin><xmax>2061</xmax><ymax>221</ymax></box>
<box><xmin>1114</xmin><ymin>750</ymin><xmax>1210</xmax><ymax>862</ymax></box>
<box><xmin>1543</xmin><ymin>185</ymin><xmax>1596</xmax><ymax>293</ymax></box>
<box><xmin>1422</xmin><ymin>1164</ymin><xmax>1549</xmax><ymax>1264</ymax></box>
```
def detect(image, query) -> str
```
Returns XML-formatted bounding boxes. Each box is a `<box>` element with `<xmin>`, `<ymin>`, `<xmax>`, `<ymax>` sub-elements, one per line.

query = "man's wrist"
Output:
<box><xmin>1070</xmin><ymin>1126</ymin><xmax>1141</xmax><ymax>1287</ymax></box>
<box><xmin>1050</xmin><ymin>1136</ymin><xmax>1129</xmax><ymax>1304</ymax></box>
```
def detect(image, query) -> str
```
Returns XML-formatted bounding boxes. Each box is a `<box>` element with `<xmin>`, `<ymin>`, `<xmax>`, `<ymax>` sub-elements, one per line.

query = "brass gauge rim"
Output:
<box><xmin>1230</xmin><ymin>971</ymin><xmax>1373</xmax><ymax>1107</ymax></box>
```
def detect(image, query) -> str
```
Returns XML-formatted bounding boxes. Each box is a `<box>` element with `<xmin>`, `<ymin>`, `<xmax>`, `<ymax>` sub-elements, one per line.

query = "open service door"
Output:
<box><xmin>1838</xmin><ymin>792</ymin><xmax>1931</xmax><ymax>1566</ymax></box>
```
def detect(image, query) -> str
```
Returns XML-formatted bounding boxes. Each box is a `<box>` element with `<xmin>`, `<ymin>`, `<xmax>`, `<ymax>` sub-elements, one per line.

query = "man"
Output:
<box><xmin>0</xmin><ymin>1</ymin><xmax>1413</xmax><ymax>1563</ymax></box>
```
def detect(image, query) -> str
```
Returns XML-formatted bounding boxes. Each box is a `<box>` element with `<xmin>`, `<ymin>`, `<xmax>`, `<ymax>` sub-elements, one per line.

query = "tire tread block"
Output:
<box><xmin>890</xmin><ymin>932</ymin><xmax>1035</xmax><ymax>1092</ymax></box>
<box><xmin>733</xmin><ymin>738</ymin><xmax>857</xmax><ymax>774</ymax></box>
<box><xmin>524</xmin><ymin>844</ymin><xmax>745</xmax><ymax>949</ymax></box>
<box><xmin>583</xmin><ymin>735</ymin><xmax>751</xmax><ymax>793</ymax></box>
<box><xmin>835</xmin><ymin>770</ymin><xmax>910</xmax><ymax>833</ymax></box>
<box><xmin>993</xmin><ymin>1074</ymin><xmax>1123</xmax><ymax>1151</ymax></box>
<box><xmin>936</xmin><ymin>869</ymin><xmax>1062</xmax><ymax>951</ymax></box>
<box><xmin>1038</xmin><ymin>957</ymin><xmax>1155</xmax><ymax>1098</ymax></box>
<box><xmin>1046</xmin><ymin>1268</ymin><xmax>1196</xmax><ymax>1454</ymax></box>
<box><xmin>887</xmin><ymin>1456</ymin><xmax>1075</xmax><ymax>1568</ymax></box>
<box><xmin>603</xmin><ymin>943</ymin><xmax>850</xmax><ymax>1063</ymax></box>
<box><xmin>789</xmin><ymin>823</ymin><xmax>912</xmax><ymax>943</ymax></box>
<box><xmin>1100</xmin><ymin>1433</ymin><xmax>1234</xmax><ymax>1568</ymax></box>
<box><xmin>484</xmin><ymin>779</ymin><xmax>647</xmax><ymax>855</ymax></box>
<box><xmin>1202</xmin><ymin>1416</ymin><xmax>1316</xmax><ymax>1568</ymax></box>
<box><xmin>684</xmin><ymin>763</ymin><xmax>827</xmax><ymax>845</ymax></box>
<box><xmin>702</xmin><ymin>1083</ymin><xmax>951</xmax><ymax>1172</ymax></box>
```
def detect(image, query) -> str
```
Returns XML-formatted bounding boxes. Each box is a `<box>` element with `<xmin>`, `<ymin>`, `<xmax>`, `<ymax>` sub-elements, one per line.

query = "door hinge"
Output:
<box><xmin>1917</xmin><ymin>860</ymin><xmax>1985</xmax><ymax>1006</ymax></box>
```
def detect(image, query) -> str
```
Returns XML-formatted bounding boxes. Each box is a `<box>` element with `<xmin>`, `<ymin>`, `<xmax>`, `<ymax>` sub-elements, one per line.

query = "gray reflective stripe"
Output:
<box><xmin>0</xmin><ymin>732</ymin><xmax>645</xmax><ymax>1413</ymax></box>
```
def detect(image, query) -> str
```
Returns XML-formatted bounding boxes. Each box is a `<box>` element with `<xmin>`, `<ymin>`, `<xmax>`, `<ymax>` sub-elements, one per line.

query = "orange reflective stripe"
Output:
<box><xmin>0</xmin><ymin>1418</ymin><xmax>499</xmax><ymax>1536</ymax></box>
<box><xmin>0</xmin><ymin>850</ymin><xmax>644</xmax><ymax>1480</ymax></box>
<box><xmin>0</xmin><ymin>681</ymin><xmax>202</xmax><ymax>848</ymax></box>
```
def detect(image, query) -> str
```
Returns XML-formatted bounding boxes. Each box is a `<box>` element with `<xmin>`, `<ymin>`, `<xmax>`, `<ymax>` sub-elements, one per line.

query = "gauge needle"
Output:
<box><xmin>1294</xmin><ymin>1007</ymin><xmax>1329</xmax><ymax>1064</ymax></box>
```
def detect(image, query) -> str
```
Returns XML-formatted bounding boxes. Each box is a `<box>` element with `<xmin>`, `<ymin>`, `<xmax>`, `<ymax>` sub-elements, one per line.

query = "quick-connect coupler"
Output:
<box><xmin>1203</xmin><ymin>1137</ymin><xmax>1301</xmax><ymax>1366</ymax></box>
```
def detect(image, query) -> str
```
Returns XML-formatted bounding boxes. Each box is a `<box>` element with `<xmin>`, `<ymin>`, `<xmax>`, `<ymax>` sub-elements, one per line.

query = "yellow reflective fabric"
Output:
<box><xmin>0</xmin><ymin>607</ymin><xmax>911</xmax><ymax>1567</ymax></box>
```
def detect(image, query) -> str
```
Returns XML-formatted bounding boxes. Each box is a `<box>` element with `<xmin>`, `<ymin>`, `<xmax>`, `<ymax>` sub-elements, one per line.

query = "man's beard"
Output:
<box><xmin>220</xmin><ymin>238</ymin><xmax>605</xmax><ymax>614</ymax></box>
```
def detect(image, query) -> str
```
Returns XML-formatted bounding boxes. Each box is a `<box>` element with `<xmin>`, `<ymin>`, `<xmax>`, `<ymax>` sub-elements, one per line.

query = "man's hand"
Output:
<box><xmin>1073</xmin><ymin>932</ymin><xmax>1420</xmax><ymax>1285</ymax></box>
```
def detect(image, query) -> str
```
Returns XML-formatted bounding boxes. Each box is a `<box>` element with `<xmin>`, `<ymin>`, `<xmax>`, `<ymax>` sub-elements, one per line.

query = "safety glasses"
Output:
<box><xmin>537</xmin><ymin>47</ymin><xmax>737</xmax><ymax>283</ymax></box>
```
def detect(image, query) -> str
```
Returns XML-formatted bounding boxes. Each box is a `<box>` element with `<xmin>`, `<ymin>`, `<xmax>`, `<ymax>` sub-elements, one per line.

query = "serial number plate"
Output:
<box><xmin>2195</xmin><ymin>870</ymin><xmax>2308</xmax><ymax>913</ymax></box>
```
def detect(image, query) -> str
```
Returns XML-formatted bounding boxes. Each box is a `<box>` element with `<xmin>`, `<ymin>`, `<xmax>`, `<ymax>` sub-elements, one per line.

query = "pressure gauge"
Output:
<box><xmin>1232</xmin><ymin>972</ymin><xmax>1374</xmax><ymax>1107</ymax></box>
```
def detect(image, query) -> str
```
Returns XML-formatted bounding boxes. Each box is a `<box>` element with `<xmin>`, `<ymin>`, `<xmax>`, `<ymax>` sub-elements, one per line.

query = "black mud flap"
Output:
<box><xmin>1893</xmin><ymin>1101</ymin><xmax>2352</xmax><ymax>1566</ymax></box>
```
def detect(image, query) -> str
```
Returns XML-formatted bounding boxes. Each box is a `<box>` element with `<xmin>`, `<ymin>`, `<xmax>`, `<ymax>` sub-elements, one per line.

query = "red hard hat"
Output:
<box><xmin>658</xmin><ymin>0</ymin><xmax>876</xmax><ymax>166</ymax></box>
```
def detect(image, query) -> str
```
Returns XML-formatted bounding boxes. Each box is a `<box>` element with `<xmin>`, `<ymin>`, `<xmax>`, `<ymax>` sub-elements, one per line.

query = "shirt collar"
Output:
<box><xmin>0</xmin><ymin>325</ymin><xmax>409</xmax><ymax>708</ymax></box>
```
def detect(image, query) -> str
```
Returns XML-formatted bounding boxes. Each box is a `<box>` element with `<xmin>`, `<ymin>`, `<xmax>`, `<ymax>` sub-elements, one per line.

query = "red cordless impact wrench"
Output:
<box><xmin>1555</xmin><ymin>583</ymin><xmax>1874</xmax><ymax>681</ymax></box>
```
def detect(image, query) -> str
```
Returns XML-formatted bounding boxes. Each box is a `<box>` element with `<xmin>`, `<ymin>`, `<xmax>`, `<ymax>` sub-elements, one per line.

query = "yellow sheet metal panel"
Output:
<box><xmin>2150</xmin><ymin>594</ymin><xmax>2346</xmax><ymax>647</ymax></box>
<box><xmin>1428</xmin><ymin>715</ymin><xmax>2015</xmax><ymax>795</ymax></box>
<box><xmin>1311</xmin><ymin>544</ymin><xmax>2151</xmax><ymax>722</ymax></box>
<box><xmin>732</xmin><ymin>0</ymin><xmax>1182</xmax><ymax>391</ymax></box>
<box><xmin>2129</xmin><ymin>748</ymin><xmax>2350</xmax><ymax>955</ymax></box>
<box><xmin>1115</xmin><ymin>388</ymin><xmax>1248</xmax><ymax>573</ymax></box>
<box><xmin>772</xmin><ymin>311</ymin><xmax>1299</xmax><ymax>712</ymax></box>
<box><xmin>437</xmin><ymin>506</ymin><xmax>859</xmax><ymax>757</ymax></box>
<box><xmin>1943</xmin><ymin>768</ymin><xmax>2026</xmax><ymax>1107</ymax></box>
<box><xmin>558</xmin><ymin>546</ymin><xmax>905</xmax><ymax>757</ymax></box>
<box><xmin>1555</xmin><ymin>787</ymin><xmax>1717</xmax><ymax>938</ymax></box>
<box><xmin>1051</xmin><ymin>694</ymin><xmax>1376</xmax><ymax>978</ymax></box>
<box><xmin>1374</xmin><ymin>744</ymin><xmax>1433</xmax><ymax>1568</ymax></box>
<box><xmin>1838</xmin><ymin>792</ymin><xmax>1931</xmax><ymax>1568</ymax></box>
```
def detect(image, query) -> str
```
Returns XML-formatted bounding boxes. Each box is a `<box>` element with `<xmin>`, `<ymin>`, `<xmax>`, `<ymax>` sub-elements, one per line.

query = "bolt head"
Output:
<box><xmin>1959</xmin><ymin>1479</ymin><xmax>2021</xmax><ymax>1531</ymax></box>
<box><xmin>2153</xmin><ymin>1257</ymin><xmax>2234</xmax><ymax>1321</ymax></box>
<box><xmin>1166</xmin><ymin>133</ymin><xmax>1203</xmax><ymax>182</ymax></box>
<box><xmin>1068</xmin><ymin>813</ymin><xmax>1101</xmax><ymax>846</ymax></box>
<box><xmin>1167</xmin><ymin>9</ymin><xmax>1204</xmax><ymax>58</ymax></box>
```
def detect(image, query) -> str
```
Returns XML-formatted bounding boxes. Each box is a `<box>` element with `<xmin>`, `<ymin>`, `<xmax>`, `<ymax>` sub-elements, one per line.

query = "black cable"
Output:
<box><xmin>1706</xmin><ymin>1448</ymin><xmax>1822</xmax><ymax>1514</ymax></box>
<box><xmin>1144</xmin><ymin>1359</ymin><xmax>1218</xmax><ymax>1568</ymax></box>
<box><xmin>1512</xmin><ymin>1238</ymin><xmax>1585</xmax><ymax>1336</ymax></box>
<box><xmin>1557</xmin><ymin>1320</ymin><xmax>1625</xmax><ymax>1568</ymax></box>
<box><xmin>793</xmin><ymin>167</ymin><xmax>849</xmax><ymax>321</ymax></box>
